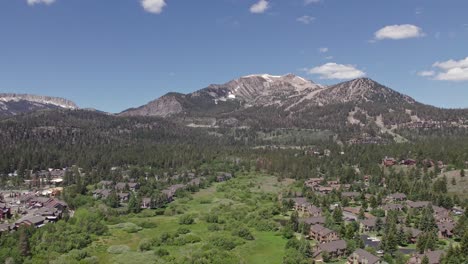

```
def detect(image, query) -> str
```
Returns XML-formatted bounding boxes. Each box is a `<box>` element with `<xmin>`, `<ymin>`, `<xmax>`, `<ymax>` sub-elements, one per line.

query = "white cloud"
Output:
<box><xmin>318</xmin><ymin>47</ymin><xmax>329</xmax><ymax>53</ymax></box>
<box><xmin>418</xmin><ymin>57</ymin><xmax>468</xmax><ymax>82</ymax></box>
<box><xmin>27</xmin><ymin>0</ymin><xmax>55</xmax><ymax>6</ymax></box>
<box><xmin>305</xmin><ymin>62</ymin><xmax>366</xmax><ymax>80</ymax></box>
<box><xmin>417</xmin><ymin>71</ymin><xmax>435</xmax><ymax>77</ymax></box>
<box><xmin>296</xmin><ymin>15</ymin><xmax>315</xmax><ymax>24</ymax></box>
<box><xmin>141</xmin><ymin>0</ymin><xmax>166</xmax><ymax>14</ymax></box>
<box><xmin>431</xmin><ymin>57</ymin><xmax>468</xmax><ymax>81</ymax></box>
<box><xmin>433</xmin><ymin>57</ymin><xmax>468</xmax><ymax>70</ymax></box>
<box><xmin>250</xmin><ymin>0</ymin><xmax>269</xmax><ymax>14</ymax></box>
<box><xmin>374</xmin><ymin>24</ymin><xmax>425</xmax><ymax>40</ymax></box>
<box><xmin>304</xmin><ymin>0</ymin><xmax>320</xmax><ymax>5</ymax></box>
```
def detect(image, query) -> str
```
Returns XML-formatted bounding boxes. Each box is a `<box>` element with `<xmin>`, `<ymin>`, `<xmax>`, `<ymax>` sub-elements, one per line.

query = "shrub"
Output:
<box><xmin>154</xmin><ymin>248</ymin><xmax>169</xmax><ymax>257</ymax></box>
<box><xmin>207</xmin><ymin>224</ymin><xmax>221</xmax><ymax>232</ymax></box>
<box><xmin>232</xmin><ymin>227</ymin><xmax>254</xmax><ymax>240</ymax></box>
<box><xmin>209</xmin><ymin>236</ymin><xmax>238</xmax><ymax>250</ymax></box>
<box><xmin>138</xmin><ymin>239</ymin><xmax>153</xmax><ymax>252</ymax></box>
<box><xmin>176</xmin><ymin>227</ymin><xmax>191</xmax><ymax>235</ymax></box>
<box><xmin>179</xmin><ymin>214</ymin><xmax>195</xmax><ymax>225</ymax></box>
<box><xmin>107</xmin><ymin>245</ymin><xmax>130</xmax><ymax>254</ymax></box>
<box><xmin>206</xmin><ymin>214</ymin><xmax>219</xmax><ymax>223</ymax></box>
<box><xmin>110</xmin><ymin>222</ymin><xmax>142</xmax><ymax>233</ymax></box>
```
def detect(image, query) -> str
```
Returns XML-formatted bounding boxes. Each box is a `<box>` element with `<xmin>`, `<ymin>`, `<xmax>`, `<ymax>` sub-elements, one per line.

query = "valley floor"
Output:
<box><xmin>85</xmin><ymin>173</ymin><xmax>292</xmax><ymax>264</ymax></box>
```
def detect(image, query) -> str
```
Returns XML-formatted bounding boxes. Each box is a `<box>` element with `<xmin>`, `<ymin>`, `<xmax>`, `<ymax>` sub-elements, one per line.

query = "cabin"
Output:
<box><xmin>404</xmin><ymin>227</ymin><xmax>423</xmax><ymax>243</ymax></box>
<box><xmin>383</xmin><ymin>204</ymin><xmax>405</xmax><ymax>215</ymax></box>
<box><xmin>437</xmin><ymin>222</ymin><xmax>455</xmax><ymax>239</ymax></box>
<box><xmin>313</xmin><ymin>240</ymin><xmax>347</xmax><ymax>261</ymax></box>
<box><xmin>98</xmin><ymin>180</ymin><xmax>113</xmax><ymax>189</ymax></box>
<box><xmin>141</xmin><ymin>197</ymin><xmax>152</xmax><ymax>209</ymax></box>
<box><xmin>407</xmin><ymin>250</ymin><xmax>444</xmax><ymax>264</ymax></box>
<box><xmin>342</xmin><ymin>192</ymin><xmax>360</xmax><ymax>201</ymax></box>
<box><xmin>118</xmin><ymin>193</ymin><xmax>130</xmax><ymax>203</ymax></box>
<box><xmin>0</xmin><ymin>223</ymin><xmax>10</xmax><ymax>236</ymax></box>
<box><xmin>0</xmin><ymin>202</ymin><xmax>11</xmax><ymax>220</ymax></box>
<box><xmin>15</xmin><ymin>216</ymin><xmax>46</xmax><ymax>229</ymax></box>
<box><xmin>407</xmin><ymin>201</ymin><xmax>430</xmax><ymax>210</ymax></box>
<box><xmin>386</xmin><ymin>193</ymin><xmax>407</xmax><ymax>202</ymax></box>
<box><xmin>347</xmin><ymin>249</ymin><xmax>381</xmax><ymax>264</ymax></box>
<box><xmin>359</xmin><ymin>218</ymin><xmax>384</xmax><ymax>232</ymax></box>
<box><xmin>93</xmin><ymin>189</ymin><xmax>111</xmax><ymax>199</ymax></box>
<box><xmin>309</xmin><ymin>224</ymin><xmax>340</xmax><ymax>243</ymax></box>
<box><xmin>216</xmin><ymin>172</ymin><xmax>233</xmax><ymax>182</ymax></box>
<box><xmin>300</xmin><ymin>216</ymin><xmax>326</xmax><ymax>226</ymax></box>
<box><xmin>383</xmin><ymin>157</ymin><xmax>397</xmax><ymax>167</ymax></box>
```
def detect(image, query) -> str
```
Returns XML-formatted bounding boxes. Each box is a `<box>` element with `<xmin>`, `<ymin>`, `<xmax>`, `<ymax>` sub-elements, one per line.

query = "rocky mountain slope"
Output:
<box><xmin>0</xmin><ymin>93</ymin><xmax>78</xmax><ymax>116</ymax></box>
<box><xmin>119</xmin><ymin>74</ymin><xmax>468</xmax><ymax>142</ymax></box>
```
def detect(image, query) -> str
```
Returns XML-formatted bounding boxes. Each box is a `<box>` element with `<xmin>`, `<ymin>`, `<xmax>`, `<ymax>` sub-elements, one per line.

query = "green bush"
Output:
<box><xmin>179</xmin><ymin>214</ymin><xmax>195</xmax><ymax>225</ymax></box>
<box><xmin>154</xmin><ymin>248</ymin><xmax>169</xmax><ymax>257</ymax></box>
<box><xmin>107</xmin><ymin>245</ymin><xmax>130</xmax><ymax>254</ymax></box>
<box><xmin>232</xmin><ymin>227</ymin><xmax>254</xmax><ymax>240</ymax></box>
<box><xmin>138</xmin><ymin>239</ymin><xmax>153</xmax><ymax>251</ymax></box>
<box><xmin>176</xmin><ymin>227</ymin><xmax>191</xmax><ymax>235</ymax></box>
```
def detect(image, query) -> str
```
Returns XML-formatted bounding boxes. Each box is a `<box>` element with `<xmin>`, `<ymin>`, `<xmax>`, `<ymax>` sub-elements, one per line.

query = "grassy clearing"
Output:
<box><xmin>85</xmin><ymin>172</ymin><xmax>292</xmax><ymax>264</ymax></box>
<box><xmin>440</xmin><ymin>169</ymin><xmax>468</xmax><ymax>199</ymax></box>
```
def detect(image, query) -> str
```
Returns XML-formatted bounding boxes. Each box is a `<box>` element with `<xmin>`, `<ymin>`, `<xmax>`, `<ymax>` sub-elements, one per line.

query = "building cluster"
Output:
<box><xmin>93</xmin><ymin>172</ymin><xmax>233</xmax><ymax>209</ymax></box>
<box><xmin>0</xmin><ymin>193</ymin><xmax>68</xmax><ymax>236</ymax></box>
<box><xmin>284</xmin><ymin>174</ymin><xmax>463</xmax><ymax>264</ymax></box>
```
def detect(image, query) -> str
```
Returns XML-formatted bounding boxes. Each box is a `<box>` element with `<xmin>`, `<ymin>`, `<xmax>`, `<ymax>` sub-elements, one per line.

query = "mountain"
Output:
<box><xmin>0</xmin><ymin>93</ymin><xmax>78</xmax><ymax>117</ymax></box>
<box><xmin>119</xmin><ymin>74</ymin><xmax>468</xmax><ymax>142</ymax></box>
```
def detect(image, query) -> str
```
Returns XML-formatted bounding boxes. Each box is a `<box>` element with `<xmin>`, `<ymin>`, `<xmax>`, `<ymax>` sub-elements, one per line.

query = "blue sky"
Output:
<box><xmin>0</xmin><ymin>0</ymin><xmax>467</xmax><ymax>112</ymax></box>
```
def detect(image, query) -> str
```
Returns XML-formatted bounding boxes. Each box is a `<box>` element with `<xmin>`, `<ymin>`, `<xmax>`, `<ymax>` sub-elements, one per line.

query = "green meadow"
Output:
<box><xmin>84</xmin><ymin>173</ymin><xmax>292</xmax><ymax>264</ymax></box>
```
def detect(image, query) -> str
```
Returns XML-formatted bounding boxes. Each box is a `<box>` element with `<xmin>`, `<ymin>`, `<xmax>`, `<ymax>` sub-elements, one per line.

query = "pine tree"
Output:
<box><xmin>18</xmin><ymin>227</ymin><xmax>30</xmax><ymax>257</ymax></box>
<box><xmin>128</xmin><ymin>193</ymin><xmax>141</xmax><ymax>214</ymax></box>
<box><xmin>421</xmin><ymin>255</ymin><xmax>429</xmax><ymax>264</ymax></box>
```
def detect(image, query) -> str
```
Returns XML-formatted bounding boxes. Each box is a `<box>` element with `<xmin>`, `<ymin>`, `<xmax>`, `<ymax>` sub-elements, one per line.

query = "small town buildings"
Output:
<box><xmin>404</xmin><ymin>227</ymin><xmax>423</xmax><ymax>243</ymax></box>
<box><xmin>359</xmin><ymin>218</ymin><xmax>384</xmax><ymax>232</ymax></box>
<box><xmin>407</xmin><ymin>201</ymin><xmax>430</xmax><ymax>210</ymax></box>
<box><xmin>342</xmin><ymin>192</ymin><xmax>361</xmax><ymax>201</ymax></box>
<box><xmin>383</xmin><ymin>204</ymin><xmax>405</xmax><ymax>214</ymax></box>
<box><xmin>386</xmin><ymin>193</ymin><xmax>407</xmax><ymax>202</ymax></box>
<box><xmin>93</xmin><ymin>189</ymin><xmax>111</xmax><ymax>199</ymax></box>
<box><xmin>291</xmin><ymin>198</ymin><xmax>322</xmax><ymax>217</ymax></box>
<box><xmin>313</xmin><ymin>240</ymin><xmax>347</xmax><ymax>261</ymax></box>
<box><xmin>118</xmin><ymin>193</ymin><xmax>130</xmax><ymax>203</ymax></box>
<box><xmin>407</xmin><ymin>250</ymin><xmax>444</xmax><ymax>264</ymax></box>
<box><xmin>309</xmin><ymin>224</ymin><xmax>340</xmax><ymax>243</ymax></box>
<box><xmin>0</xmin><ymin>223</ymin><xmax>10</xmax><ymax>235</ymax></box>
<box><xmin>347</xmin><ymin>249</ymin><xmax>381</xmax><ymax>264</ymax></box>
<box><xmin>216</xmin><ymin>172</ymin><xmax>233</xmax><ymax>182</ymax></box>
<box><xmin>15</xmin><ymin>216</ymin><xmax>46</xmax><ymax>229</ymax></box>
<box><xmin>0</xmin><ymin>202</ymin><xmax>11</xmax><ymax>220</ymax></box>
<box><xmin>300</xmin><ymin>216</ymin><xmax>326</xmax><ymax>226</ymax></box>
<box><xmin>305</xmin><ymin>178</ymin><xmax>324</xmax><ymax>188</ymax></box>
<box><xmin>383</xmin><ymin>157</ymin><xmax>397</xmax><ymax>167</ymax></box>
<box><xmin>115</xmin><ymin>182</ymin><xmax>140</xmax><ymax>192</ymax></box>
<box><xmin>141</xmin><ymin>197</ymin><xmax>151</xmax><ymax>209</ymax></box>
<box><xmin>437</xmin><ymin>222</ymin><xmax>455</xmax><ymax>239</ymax></box>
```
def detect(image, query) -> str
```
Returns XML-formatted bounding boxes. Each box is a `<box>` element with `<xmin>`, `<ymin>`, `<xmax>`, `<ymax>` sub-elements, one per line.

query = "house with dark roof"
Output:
<box><xmin>15</xmin><ymin>216</ymin><xmax>46</xmax><ymax>229</ymax></box>
<box><xmin>437</xmin><ymin>222</ymin><xmax>455</xmax><ymax>239</ymax></box>
<box><xmin>404</xmin><ymin>227</ymin><xmax>423</xmax><ymax>243</ymax></box>
<box><xmin>0</xmin><ymin>202</ymin><xmax>11</xmax><ymax>220</ymax></box>
<box><xmin>386</xmin><ymin>193</ymin><xmax>407</xmax><ymax>202</ymax></box>
<box><xmin>0</xmin><ymin>223</ymin><xmax>10</xmax><ymax>236</ymax></box>
<box><xmin>407</xmin><ymin>250</ymin><xmax>444</xmax><ymax>264</ymax></box>
<box><xmin>300</xmin><ymin>216</ymin><xmax>326</xmax><ymax>226</ymax></box>
<box><xmin>342</xmin><ymin>192</ymin><xmax>360</xmax><ymax>201</ymax></box>
<box><xmin>309</xmin><ymin>224</ymin><xmax>340</xmax><ymax>243</ymax></box>
<box><xmin>407</xmin><ymin>201</ymin><xmax>430</xmax><ymax>210</ymax></box>
<box><xmin>313</xmin><ymin>239</ymin><xmax>347</xmax><ymax>261</ymax></box>
<box><xmin>347</xmin><ymin>249</ymin><xmax>381</xmax><ymax>264</ymax></box>
<box><xmin>93</xmin><ymin>189</ymin><xmax>111</xmax><ymax>199</ymax></box>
